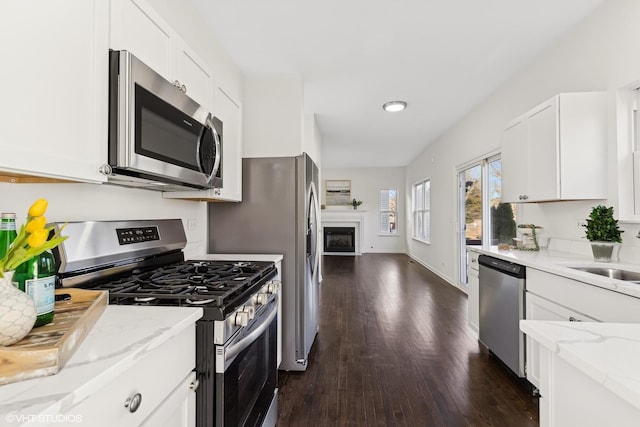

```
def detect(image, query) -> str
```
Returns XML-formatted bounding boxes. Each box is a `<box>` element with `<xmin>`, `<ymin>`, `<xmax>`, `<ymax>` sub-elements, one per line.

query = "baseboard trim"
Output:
<box><xmin>406</xmin><ymin>252</ymin><xmax>461</xmax><ymax>291</ymax></box>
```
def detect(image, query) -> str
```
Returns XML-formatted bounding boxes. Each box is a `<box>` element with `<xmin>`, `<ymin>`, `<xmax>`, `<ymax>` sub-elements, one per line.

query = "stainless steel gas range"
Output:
<box><xmin>52</xmin><ymin>219</ymin><xmax>280</xmax><ymax>427</ymax></box>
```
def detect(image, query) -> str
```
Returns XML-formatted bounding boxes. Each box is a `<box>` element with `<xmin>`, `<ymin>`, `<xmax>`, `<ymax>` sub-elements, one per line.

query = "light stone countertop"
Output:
<box><xmin>520</xmin><ymin>320</ymin><xmax>640</xmax><ymax>411</ymax></box>
<box><xmin>467</xmin><ymin>245</ymin><xmax>640</xmax><ymax>300</ymax></box>
<box><xmin>0</xmin><ymin>305</ymin><xmax>202</xmax><ymax>422</ymax></box>
<box><xmin>470</xmin><ymin>242</ymin><xmax>640</xmax><ymax>413</ymax></box>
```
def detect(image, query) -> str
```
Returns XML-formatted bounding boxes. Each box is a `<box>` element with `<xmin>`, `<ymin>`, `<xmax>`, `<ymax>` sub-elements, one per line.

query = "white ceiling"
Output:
<box><xmin>194</xmin><ymin>0</ymin><xmax>604</xmax><ymax>168</ymax></box>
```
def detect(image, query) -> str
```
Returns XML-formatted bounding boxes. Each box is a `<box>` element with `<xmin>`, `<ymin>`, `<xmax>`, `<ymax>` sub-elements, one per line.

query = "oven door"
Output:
<box><xmin>215</xmin><ymin>298</ymin><xmax>278</xmax><ymax>427</ymax></box>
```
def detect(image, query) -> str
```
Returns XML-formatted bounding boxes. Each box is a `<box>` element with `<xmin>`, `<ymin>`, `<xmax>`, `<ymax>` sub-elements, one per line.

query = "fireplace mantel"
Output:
<box><xmin>320</xmin><ymin>211</ymin><xmax>364</xmax><ymax>255</ymax></box>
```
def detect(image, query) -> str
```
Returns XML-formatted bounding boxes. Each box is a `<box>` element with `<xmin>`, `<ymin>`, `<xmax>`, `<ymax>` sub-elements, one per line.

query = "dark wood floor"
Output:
<box><xmin>277</xmin><ymin>253</ymin><xmax>538</xmax><ymax>427</ymax></box>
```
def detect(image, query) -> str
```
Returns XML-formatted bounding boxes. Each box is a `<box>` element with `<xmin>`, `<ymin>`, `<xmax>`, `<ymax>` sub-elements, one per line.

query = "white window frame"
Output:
<box><xmin>412</xmin><ymin>178</ymin><xmax>431</xmax><ymax>243</ymax></box>
<box><xmin>379</xmin><ymin>189</ymin><xmax>399</xmax><ymax>236</ymax></box>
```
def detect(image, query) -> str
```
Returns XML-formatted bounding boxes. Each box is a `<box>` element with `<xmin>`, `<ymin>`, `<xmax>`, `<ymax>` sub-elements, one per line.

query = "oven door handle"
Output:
<box><xmin>223</xmin><ymin>301</ymin><xmax>277</xmax><ymax>370</ymax></box>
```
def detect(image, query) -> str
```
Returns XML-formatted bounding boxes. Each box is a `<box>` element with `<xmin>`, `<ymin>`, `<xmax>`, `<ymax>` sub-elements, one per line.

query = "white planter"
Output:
<box><xmin>0</xmin><ymin>271</ymin><xmax>36</xmax><ymax>346</ymax></box>
<box><xmin>590</xmin><ymin>241</ymin><xmax>616</xmax><ymax>262</ymax></box>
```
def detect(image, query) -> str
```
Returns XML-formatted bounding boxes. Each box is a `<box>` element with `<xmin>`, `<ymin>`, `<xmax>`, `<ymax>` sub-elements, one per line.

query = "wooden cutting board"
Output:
<box><xmin>0</xmin><ymin>288</ymin><xmax>108</xmax><ymax>385</ymax></box>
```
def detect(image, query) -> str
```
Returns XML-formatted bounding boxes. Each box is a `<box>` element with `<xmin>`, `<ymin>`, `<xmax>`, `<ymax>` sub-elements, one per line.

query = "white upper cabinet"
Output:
<box><xmin>174</xmin><ymin>42</ymin><xmax>212</xmax><ymax>110</ymax></box>
<box><xmin>0</xmin><ymin>0</ymin><xmax>240</xmax><ymax>192</ymax></box>
<box><xmin>0</xmin><ymin>0</ymin><xmax>109</xmax><ymax>183</ymax></box>
<box><xmin>501</xmin><ymin>117</ymin><xmax>527</xmax><ymax>203</ymax></box>
<box><xmin>110</xmin><ymin>0</ymin><xmax>213</xmax><ymax>111</ymax></box>
<box><xmin>501</xmin><ymin>92</ymin><xmax>607</xmax><ymax>203</ymax></box>
<box><xmin>110</xmin><ymin>0</ymin><xmax>173</xmax><ymax>80</ymax></box>
<box><xmin>212</xmin><ymin>87</ymin><xmax>242</xmax><ymax>201</ymax></box>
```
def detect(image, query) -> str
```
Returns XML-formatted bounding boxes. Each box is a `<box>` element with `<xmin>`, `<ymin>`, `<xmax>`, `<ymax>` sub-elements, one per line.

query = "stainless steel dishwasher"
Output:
<box><xmin>478</xmin><ymin>255</ymin><xmax>526</xmax><ymax>377</ymax></box>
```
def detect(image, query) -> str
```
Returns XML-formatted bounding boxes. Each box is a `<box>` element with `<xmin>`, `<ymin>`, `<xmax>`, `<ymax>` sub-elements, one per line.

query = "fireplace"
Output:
<box><xmin>324</xmin><ymin>227</ymin><xmax>356</xmax><ymax>253</ymax></box>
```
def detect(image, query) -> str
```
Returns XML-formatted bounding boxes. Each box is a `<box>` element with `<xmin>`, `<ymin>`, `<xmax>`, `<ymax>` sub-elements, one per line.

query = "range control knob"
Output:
<box><xmin>256</xmin><ymin>293</ymin><xmax>269</xmax><ymax>305</ymax></box>
<box><xmin>243</xmin><ymin>305</ymin><xmax>255</xmax><ymax>320</ymax></box>
<box><xmin>267</xmin><ymin>281</ymin><xmax>280</xmax><ymax>294</ymax></box>
<box><xmin>234</xmin><ymin>311</ymin><xmax>249</xmax><ymax>327</ymax></box>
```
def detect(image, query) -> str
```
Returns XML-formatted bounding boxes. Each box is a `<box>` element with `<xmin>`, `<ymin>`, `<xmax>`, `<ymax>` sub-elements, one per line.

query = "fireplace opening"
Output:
<box><xmin>324</xmin><ymin>227</ymin><xmax>355</xmax><ymax>253</ymax></box>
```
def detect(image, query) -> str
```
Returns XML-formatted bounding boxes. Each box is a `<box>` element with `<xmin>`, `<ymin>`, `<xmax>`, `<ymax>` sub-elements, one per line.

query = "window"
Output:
<box><xmin>379</xmin><ymin>189</ymin><xmax>398</xmax><ymax>235</ymax></box>
<box><xmin>412</xmin><ymin>179</ymin><xmax>430</xmax><ymax>242</ymax></box>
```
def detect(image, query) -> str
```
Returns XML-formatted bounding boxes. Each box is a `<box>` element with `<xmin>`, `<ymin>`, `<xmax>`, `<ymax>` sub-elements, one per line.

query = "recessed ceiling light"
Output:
<box><xmin>383</xmin><ymin>101</ymin><xmax>407</xmax><ymax>112</ymax></box>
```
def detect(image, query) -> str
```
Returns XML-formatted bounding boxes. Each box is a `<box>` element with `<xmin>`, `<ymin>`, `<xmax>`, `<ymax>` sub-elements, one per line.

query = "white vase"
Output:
<box><xmin>0</xmin><ymin>271</ymin><xmax>36</xmax><ymax>346</ymax></box>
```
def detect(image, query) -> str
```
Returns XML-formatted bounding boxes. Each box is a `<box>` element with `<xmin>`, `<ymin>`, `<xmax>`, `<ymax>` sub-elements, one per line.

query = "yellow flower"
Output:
<box><xmin>26</xmin><ymin>229</ymin><xmax>48</xmax><ymax>248</ymax></box>
<box><xmin>25</xmin><ymin>216</ymin><xmax>46</xmax><ymax>234</ymax></box>
<box><xmin>28</xmin><ymin>198</ymin><xmax>48</xmax><ymax>218</ymax></box>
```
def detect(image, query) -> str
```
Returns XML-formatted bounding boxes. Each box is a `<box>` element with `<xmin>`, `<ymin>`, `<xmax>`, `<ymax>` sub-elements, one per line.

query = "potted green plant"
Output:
<box><xmin>583</xmin><ymin>205</ymin><xmax>623</xmax><ymax>262</ymax></box>
<box><xmin>352</xmin><ymin>198</ymin><xmax>363</xmax><ymax>210</ymax></box>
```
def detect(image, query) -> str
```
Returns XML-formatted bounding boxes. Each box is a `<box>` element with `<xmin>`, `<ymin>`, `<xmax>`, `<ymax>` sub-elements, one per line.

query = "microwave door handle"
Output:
<box><xmin>199</xmin><ymin>114</ymin><xmax>220</xmax><ymax>185</ymax></box>
<box><xmin>211</xmin><ymin>118</ymin><xmax>221</xmax><ymax>182</ymax></box>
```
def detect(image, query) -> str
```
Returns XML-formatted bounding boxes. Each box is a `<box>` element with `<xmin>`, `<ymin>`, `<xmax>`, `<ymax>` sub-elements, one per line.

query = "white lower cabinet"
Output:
<box><xmin>141</xmin><ymin>371</ymin><xmax>197</xmax><ymax>427</ymax></box>
<box><xmin>525</xmin><ymin>267</ymin><xmax>640</xmax><ymax>390</ymax></box>
<box><xmin>524</xmin><ymin>322</ymin><xmax>640</xmax><ymax>427</ymax></box>
<box><xmin>525</xmin><ymin>292</ymin><xmax>596</xmax><ymax>388</ymax></box>
<box><xmin>467</xmin><ymin>250</ymin><xmax>480</xmax><ymax>335</ymax></box>
<box><xmin>526</xmin><ymin>268</ymin><xmax>640</xmax><ymax>323</ymax></box>
<box><xmin>73</xmin><ymin>324</ymin><xmax>196</xmax><ymax>427</ymax></box>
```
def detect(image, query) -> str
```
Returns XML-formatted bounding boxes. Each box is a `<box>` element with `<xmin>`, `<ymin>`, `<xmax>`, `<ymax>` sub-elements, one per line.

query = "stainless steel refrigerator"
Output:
<box><xmin>207</xmin><ymin>153</ymin><xmax>320</xmax><ymax>371</ymax></box>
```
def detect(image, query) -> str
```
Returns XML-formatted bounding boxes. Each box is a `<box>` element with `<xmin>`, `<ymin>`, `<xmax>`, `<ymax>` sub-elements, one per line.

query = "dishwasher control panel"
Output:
<box><xmin>478</xmin><ymin>255</ymin><xmax>525</xmax><ymax>278</ymax></box>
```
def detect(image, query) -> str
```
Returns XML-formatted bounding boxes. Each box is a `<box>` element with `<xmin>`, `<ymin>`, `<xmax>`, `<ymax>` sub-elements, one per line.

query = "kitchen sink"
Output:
<box><xmin>567</xmin><ymin>266</ymin><xmax>640</xmax><ymax>282</ymax></box>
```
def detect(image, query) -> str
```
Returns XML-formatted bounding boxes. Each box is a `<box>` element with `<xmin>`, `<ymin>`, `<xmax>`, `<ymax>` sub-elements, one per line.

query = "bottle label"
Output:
<box><xmin>0</xmin><ymin>222</ymin><xmax>15</xmax><ymax>231</ymax></box>
<box><xmin>25</xmin><ymin>276</ymin><xmax>55</xmax><ymax>315</ymax></box>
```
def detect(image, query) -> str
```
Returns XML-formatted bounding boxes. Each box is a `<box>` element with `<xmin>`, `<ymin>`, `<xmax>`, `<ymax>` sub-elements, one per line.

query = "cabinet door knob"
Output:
<box><xmin>124</xmin><ymin>393</ymin><xmax>142</xmax><ymax>413</ymax></box>
<box><xmin>98</xmin><ymin>164</ymin><xmax>112</xmax><ymax>176</ymax></box>
<box><xmin>181</xmin><ymin>84</ymin><xmax>187</xmax><ymax>93</ymax></box>
<box><xmin>190</xmin><ymin>379</ymin><xmax>200</xmax><ymax>391</ymax></box>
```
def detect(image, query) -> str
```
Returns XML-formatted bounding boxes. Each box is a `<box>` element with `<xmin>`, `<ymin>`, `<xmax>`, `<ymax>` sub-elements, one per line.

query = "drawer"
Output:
<box><xmin>70</xmin><ymin>324</ymin><xmax>196</xmax><ymax>426</ymax></box>
<box><xmin>527</xmin><ymin>268</ymin><xmax>640</xmax><ymax>322</ymax></box>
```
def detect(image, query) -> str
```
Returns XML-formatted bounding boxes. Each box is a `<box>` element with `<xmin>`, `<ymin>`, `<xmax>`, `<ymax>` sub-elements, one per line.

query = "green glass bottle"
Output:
<box><xmin>0</xmin><ymin>212</ymin><xmax>17</xmax><ymax>259</ymax></box>
<box><xmin>14</xmin><ymin>250</ymin><xmax>56</xmax><ymax>327</ymax></box>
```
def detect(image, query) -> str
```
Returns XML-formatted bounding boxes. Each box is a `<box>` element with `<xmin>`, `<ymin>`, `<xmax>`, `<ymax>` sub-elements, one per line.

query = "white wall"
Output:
<box><xmin>304</xmin><ymin>113</ymin><xmax>323</xmax><ymax>170</ymax></box>
<box><xmin>406</xmin><ymin>0</ymin><xmax>640</xmax><ymax>288</ymax></box>
<box><xmin>0</xmin><ymin>183</ymin><xmax>207</xmax><ymax>259</ymax></box>
<box><xmin>321</xmin><ymin>167</ymin><xmax>406</xmax><ymax>253</ymax></box>
<box><xmin>243</xmin><ymin>73</ymin><xmax>306</xmax><ymax>158</ymax></box>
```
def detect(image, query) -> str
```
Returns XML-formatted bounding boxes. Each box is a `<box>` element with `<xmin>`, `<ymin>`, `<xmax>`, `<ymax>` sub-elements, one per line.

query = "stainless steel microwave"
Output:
<box><xmin>104</xmin><ymin>50</ymin><xmax>222</xmax><ymax>191</ymax></box>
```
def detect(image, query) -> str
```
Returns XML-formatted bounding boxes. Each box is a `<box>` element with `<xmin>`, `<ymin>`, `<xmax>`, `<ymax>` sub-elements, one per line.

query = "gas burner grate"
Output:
<box><xmin>86</xmin><ymin>260</ymin><xmax>277</xmax><ymax>317</ymax></box>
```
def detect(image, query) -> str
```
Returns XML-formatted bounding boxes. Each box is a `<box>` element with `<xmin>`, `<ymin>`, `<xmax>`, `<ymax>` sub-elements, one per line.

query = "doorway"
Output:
<box><xmin>458</xmin><ymin>155</ymin><xmax>516</xmax><ymax>285</ymax></box>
